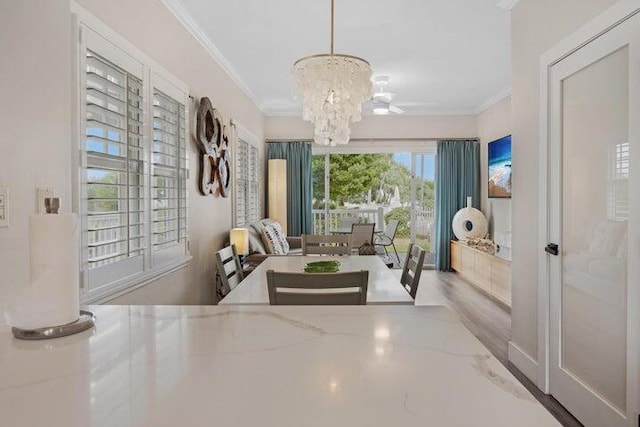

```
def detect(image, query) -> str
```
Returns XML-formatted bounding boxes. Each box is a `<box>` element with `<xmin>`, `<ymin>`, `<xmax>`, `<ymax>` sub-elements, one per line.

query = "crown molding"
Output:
<box><xmin>159</xmin><ymin>0</ymin><xmax>262</xmax><ymax>112</ymax></box>
<box><xmin>496</xmin><ymin>0</ymin><xmax>521</xmax><ymax>11</ymax></box>
<box><xmin>474</xmin><ymin>88</ymin><xmax>511</xmax><ymax>114</ymax></box>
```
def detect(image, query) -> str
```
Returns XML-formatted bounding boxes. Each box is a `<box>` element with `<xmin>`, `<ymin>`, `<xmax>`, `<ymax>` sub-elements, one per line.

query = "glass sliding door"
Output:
<box><xmin>310</xmin><ymin>142</ymin><xmax>437</xmax><ymax>268</ymax></box>
<box><xmin>412</xmin><ymin>153</ymin><xmax>436</xmax><ymax>267</ymax></box>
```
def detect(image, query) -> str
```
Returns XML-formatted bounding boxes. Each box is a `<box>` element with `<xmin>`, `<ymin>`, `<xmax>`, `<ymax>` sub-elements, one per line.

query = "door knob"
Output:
<box><xmin>545</xmin><ymin>243</ymin><xmax>559</xmax><ymax>256</ymax></box>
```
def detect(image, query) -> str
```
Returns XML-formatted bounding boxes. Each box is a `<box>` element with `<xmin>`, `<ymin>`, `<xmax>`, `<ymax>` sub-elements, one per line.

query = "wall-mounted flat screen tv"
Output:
<box><xmin>488</xmin><ymin>135</ymin><xmax>512</xmax><ymax>198</ymax></box>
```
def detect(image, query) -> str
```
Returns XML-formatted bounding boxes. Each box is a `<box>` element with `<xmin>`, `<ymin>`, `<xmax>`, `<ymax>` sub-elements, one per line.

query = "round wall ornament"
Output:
<box><xmin>452</xmin><ymin>197</ymin><xmax>488</xmax><ymax>241</ymax></box>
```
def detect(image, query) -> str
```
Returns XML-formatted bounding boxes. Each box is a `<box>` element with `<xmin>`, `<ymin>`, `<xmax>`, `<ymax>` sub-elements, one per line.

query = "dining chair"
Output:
<box><xmin>302</xmin><ymin>234</ymin><xmax>352</xmax><ymax>255</ymax></box>
<box><xmin>351</xmin><ymin>223</ymin><xmax>375</xmax><ymax>253</ymax></box>
<box><xmin>266</xmin><ymin>270</ymin><xmax>369</xmax><ymax>305</ymax></box>
<box><xmin>374</xmin><ymin>219</ymin><xmax>401</xmax><ymax>264</ymax></box>
<box><xmin>214</xmin><ymin>244</ymin><xmax>245</xmax><ymax>297</ymax></box>
<box><xmin>400</xmin><ymin>244</ymin><xmax>426</xmax><ymax>299</ymax></box>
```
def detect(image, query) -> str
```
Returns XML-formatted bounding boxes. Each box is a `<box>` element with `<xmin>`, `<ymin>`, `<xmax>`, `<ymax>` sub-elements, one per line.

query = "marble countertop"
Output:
<box><xmin>0</xmin><ymin>305</ymin><xmax>558</xmax><ymax>426</ymax></box>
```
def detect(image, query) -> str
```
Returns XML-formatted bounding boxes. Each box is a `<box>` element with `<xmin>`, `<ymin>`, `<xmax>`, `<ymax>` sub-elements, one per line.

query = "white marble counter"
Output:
<box><xmin>0</xmin><ymin>305</ymin><xmax>558</xmax><ymax>426</ymax></box>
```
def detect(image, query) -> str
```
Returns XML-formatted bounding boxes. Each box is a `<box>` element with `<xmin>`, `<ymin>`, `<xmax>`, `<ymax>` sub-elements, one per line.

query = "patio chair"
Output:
<box><xmin>302</xmin><ymin>234</ymin><xmax>352</xmax><ymax>255</ymax></box>
<box><xmin>351</xmin><ymin>223</ymin><xmax>375</xmax><ymax>253</ymax></box>
<box><xmin>267</xmin><ymin>270</ymin><xmax>368</xmax><ymax>305</ymax></box>
<box><xmin>374</xmin><ymin>219</ymin><xmax>400</xmax><ymax>264</ymax></box>
<box><xmin>214</xmin><ymin>244</ymin><xmax>245</xmax><ymax>298</ymax></box>
<box><xmin>400</xmin><ymin>244</ymin><xmax>426</xmax><ymax>299</ymax></box>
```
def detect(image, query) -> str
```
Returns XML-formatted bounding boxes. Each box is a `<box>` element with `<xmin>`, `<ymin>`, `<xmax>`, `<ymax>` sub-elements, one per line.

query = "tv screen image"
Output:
<box><xmin>488</xmin><ymin>135</ymin><xmax>512</xmax><ymax>198</ymax></box>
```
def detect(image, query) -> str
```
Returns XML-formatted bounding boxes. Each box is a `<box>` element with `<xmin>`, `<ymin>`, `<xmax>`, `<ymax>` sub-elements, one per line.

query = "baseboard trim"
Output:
<box><xmin>508</xmin><ymin>341</ymin><xmax>539</xmax><ymax>384</ymax></box>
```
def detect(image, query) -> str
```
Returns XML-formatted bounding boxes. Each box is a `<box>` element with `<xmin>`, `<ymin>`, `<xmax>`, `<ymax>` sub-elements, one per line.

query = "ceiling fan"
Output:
<box><xmin>371</xmin><ymin>76</ymin><xmax>404</xmax><ymax>115</ymax></box>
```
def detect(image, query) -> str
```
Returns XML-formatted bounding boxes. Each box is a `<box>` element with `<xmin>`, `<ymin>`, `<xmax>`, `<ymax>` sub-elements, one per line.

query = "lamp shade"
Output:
<box><xmin>268</xmin><ymin>159</ymin><xmax>287</xmax><ymax>234</ymax></box>
<box><xmin>230</xmin><ymin>228</ymin><xmax>249</xmax><ymax>256</ymax></box>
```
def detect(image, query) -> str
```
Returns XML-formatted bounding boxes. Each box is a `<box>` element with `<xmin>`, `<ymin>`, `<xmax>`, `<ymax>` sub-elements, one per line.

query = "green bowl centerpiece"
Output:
<box><xmin>303</xmin><ymin>260</ymin><xmax>341</xmax><ymax>273</ymax></box>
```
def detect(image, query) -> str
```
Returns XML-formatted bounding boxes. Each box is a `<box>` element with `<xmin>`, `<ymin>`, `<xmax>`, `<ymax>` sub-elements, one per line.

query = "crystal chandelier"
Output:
<box><xmin>292</xmin><ymin>0</ymin><xmax>373</xmax><ymax>146</ymax></box>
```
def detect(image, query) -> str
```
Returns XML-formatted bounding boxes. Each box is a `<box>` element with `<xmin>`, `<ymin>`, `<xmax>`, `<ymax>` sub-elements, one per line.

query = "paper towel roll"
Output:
<box><xmin>4</xmin><ymin>214</ymin><xmax>80</xmax><ymax>329</ymax></box>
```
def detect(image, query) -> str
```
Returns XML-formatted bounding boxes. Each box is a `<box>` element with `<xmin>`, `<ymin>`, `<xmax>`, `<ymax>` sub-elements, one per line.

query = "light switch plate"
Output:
<box><xmin>37</xmin><ymin>187</ymin><xmax>54</xmax><ymax>214</ymax></box>
<box><xmin>0</xmin><ymin>187</ymin><xmax>8</xmax><ymax>228</ymax></box>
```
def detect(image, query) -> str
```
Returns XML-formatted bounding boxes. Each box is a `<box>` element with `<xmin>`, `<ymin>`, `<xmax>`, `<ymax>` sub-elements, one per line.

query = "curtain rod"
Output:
<box><xmin>265</xmin><ymin>137</ymin><xmax>479</xmax><ymax>143</ymax></box>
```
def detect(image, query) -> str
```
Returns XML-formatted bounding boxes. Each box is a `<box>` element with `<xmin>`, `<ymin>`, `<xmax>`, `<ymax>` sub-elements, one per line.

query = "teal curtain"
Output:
<box><xmin>266</xmin><ymin>142</ymin><xmax>313</xmax><ymax>236</ymax></box>
<box><xmin>435</xmin><ymin>140</ymin><xmax>480</xmax><ymax>271</ymax></box>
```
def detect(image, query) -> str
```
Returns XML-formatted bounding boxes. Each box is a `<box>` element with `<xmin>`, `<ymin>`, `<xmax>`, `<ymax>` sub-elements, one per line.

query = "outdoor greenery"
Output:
<box><xmin>312</xmin><ymin>153</ymin><xmax>435</xmax><ymax>208</ymax></box>
<box><xmin>312</xmin><ymin>154</ymin><xmax>391</xmax><ymax>206</ymax></box>
<box><xmin>384</xmin><ymin>207</ymin><xmax>410</xmax><ymax>237</ymax></box>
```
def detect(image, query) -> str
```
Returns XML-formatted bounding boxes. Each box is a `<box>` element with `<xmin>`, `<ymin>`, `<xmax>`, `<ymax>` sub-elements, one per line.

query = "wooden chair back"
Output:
<box><xmin>215</xmin><ymin>244</ymin><xmax>244</xmax><ymax>294</ymax></box>
<box><xmin>302</xmin><ymin>234</ymin><xmax>352</xmax><ymax>255</ymax></box>
<box><xmin>400</xmin><ymin>244</ymin><xmax>426</xmax><ymax>299</ymax></box>
<box><xmin>267</xmin><ymin>270</ymin><xmax>368</xmax><ymax>305</ymax></box>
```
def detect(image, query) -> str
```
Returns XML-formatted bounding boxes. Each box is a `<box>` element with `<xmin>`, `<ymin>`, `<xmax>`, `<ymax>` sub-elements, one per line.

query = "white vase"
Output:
<box><xmin>451</xmin><ymin>197</ymin><xmax>488</xmax><ymax>241</ymax></box>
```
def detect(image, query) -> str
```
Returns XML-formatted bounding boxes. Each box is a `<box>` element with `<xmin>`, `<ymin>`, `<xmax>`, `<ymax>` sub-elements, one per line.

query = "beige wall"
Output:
<box><xmin>510</xmin><ymin>0</ymin><xmax>619</xmax><ymax>368</ymax></box>
<box><xmin>266</xmin><ymin>115</ymin><xmax>478</xmax><ymax>141</ymax></box>
<box><xmin>478</xmin><ymin>96</ymin><xmax>512</xmax><ymax>247</ymax></box>
<box><xmin>0</xmin><ymin>0</ymin><xmax>266</xmax><ymax>308</ymax></box>
<box><xmin>0</xmin><ymin>0</ymin><xmax>73</xmax><ymax>310</ymax></box>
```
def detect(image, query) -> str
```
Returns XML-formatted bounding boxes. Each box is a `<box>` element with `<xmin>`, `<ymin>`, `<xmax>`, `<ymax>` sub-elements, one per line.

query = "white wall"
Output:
<box><xmin>0</xmin><ymin>0</ymin><xmax>73</xmax><ymax>310</ymax></box>
<box><xmin>478</xmin><ymin>96</ymin><xmax>511</xmax><ymax>247</ymax></box>
<box><xmin>510</xmin><ymin>0</ymin><xmax>619</xmax><ymax>376</ymax></box>
<box><xmin>266</xmin><ymin>115</ymin><xmax>478</xmax><ymax>141</ymax></box>
<box><xmin>0</xmin><ymin>0</ymin><xmax>266</xmax><ymax>308</ymax></box>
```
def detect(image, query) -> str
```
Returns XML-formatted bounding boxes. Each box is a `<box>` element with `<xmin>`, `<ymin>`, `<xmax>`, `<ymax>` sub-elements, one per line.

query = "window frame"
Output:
<box><xmin>232</xmin><ymin>121</ymin><xmax>262</xmax><ymax>227</ymax></box>
<box><xmin>72</xmin><ymin>4</ymin><xmax>191</xmax><ymax>303</ymax></box>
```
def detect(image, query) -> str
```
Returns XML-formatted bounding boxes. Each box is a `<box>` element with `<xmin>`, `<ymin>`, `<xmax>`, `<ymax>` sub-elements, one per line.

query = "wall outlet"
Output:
<box><xmin>37</xmin><ymin>187</ymin><xmax>54</xmax><ymax>214</ymax></box>
<box><xmin>0</xmin><ymin>187</ymin><xmax>8</xmax><ymax>228</ymax></box>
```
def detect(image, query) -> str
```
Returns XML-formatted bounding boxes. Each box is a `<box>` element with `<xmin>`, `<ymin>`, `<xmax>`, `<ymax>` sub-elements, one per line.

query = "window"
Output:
<box><xmin>77</xmin><ymin>17</ymin><xmax>190</xmax><ymax>302</ymax></box>
<box><xmin>233</xmin><ymin>124</ymin><xmax>261</xmax><ymax>226</ymax></box>
<box><xmin>607</xmin><ymin>142</ymin><xmax>629</xmax><ymax>221</ymax></box>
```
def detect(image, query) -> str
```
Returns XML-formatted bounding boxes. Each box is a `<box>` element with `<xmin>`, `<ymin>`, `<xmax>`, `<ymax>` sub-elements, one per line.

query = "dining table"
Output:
<box><xmin>219</xmin><ymin>255</ymin><xmax>414</xmax><ymax>305</ymax></box>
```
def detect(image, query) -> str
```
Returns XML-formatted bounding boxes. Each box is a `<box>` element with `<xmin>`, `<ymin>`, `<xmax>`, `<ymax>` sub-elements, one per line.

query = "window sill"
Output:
<box><xmin>81</xmin><ymin>256</ymin><xmax>192</xmax><ymax>304</ymax></box>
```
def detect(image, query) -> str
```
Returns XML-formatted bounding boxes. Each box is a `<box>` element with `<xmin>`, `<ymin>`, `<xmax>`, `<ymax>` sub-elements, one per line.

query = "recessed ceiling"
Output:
<box><xmin>166</xmin><ymin>0</ymin><xmax>511</xmax><ymax>116</ymax></box>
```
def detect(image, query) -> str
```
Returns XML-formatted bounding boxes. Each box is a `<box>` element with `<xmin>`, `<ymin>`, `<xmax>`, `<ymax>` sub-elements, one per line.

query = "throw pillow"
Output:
<box><xmin>260</xmin><ymin>223</ymin><xmax>285</xmax><ymax>255</ymax></box>
<box><xmin>271</xmin><ymin>222</ymin><xmax>290</xmax><ymax>254</ymax></box>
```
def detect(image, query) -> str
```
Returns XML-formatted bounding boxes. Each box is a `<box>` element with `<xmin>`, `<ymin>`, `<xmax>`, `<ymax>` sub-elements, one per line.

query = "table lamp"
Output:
<box><xmin>230</xmin><ymin>228</ymin><xmax>249</xmax><ymax>262</ymax></box>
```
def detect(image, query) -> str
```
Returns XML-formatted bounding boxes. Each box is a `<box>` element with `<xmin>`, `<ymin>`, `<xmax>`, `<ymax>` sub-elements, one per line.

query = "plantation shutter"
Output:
<box><xmin>84</xmin><ymin>48</ymin><xmax>145</xmax><ymax>290</ymax></box>
<box><xmin>247</xmin><ymin>144</ymin><xmax>259</xmax><ymax>223</ymax></box>
<box><xmin>235</xmin><ymin>138</ymin><xmax>249</xmax><ymax>226</ymax></box>
<box><xmin>234</xmin><ymin>135</ymin><xmax>261</xmax><ymax>226</ymax></box>
<box><xmin>152</xmin><ymin>76</ymin><xmax>189</xmax><ymax>266</ymax></box>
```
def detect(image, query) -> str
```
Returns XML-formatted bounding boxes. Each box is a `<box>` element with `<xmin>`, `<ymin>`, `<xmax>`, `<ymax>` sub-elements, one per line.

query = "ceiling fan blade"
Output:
<box><xmin>389</xmin><ymin>105</ymin><xmax>404</xmax><ymax>114</ymax></box>
<box><xmin>373</xmin><ymin>91</ymin><xmax>396</xmax><ymax>103</ymax></box>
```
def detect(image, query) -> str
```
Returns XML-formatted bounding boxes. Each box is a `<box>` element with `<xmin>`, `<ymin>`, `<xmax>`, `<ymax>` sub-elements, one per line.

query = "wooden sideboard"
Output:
<box><xmin>450</xmin><ymin>240</ymin><xmax>512</xmax><ymax>307</ymax></box>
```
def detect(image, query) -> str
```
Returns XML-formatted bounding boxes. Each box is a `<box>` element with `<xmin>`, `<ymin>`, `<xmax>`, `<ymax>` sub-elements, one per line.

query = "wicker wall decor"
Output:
<box><xmin>195</xmin><ymin>97</ymin><xmax>233</xmax><ymax>197</ymax></box>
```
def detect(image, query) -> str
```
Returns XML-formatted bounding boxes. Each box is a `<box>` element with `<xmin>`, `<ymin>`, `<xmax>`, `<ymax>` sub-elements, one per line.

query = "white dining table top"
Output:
<box><xmin>0</xmin><ymin>305</ymin><xmax>559</xmax><ymax>426</ymax></box>
<box><xmin>220</xmin><ymin>255</ymin><xmax>415</xmax><ymax>305</ymax></box>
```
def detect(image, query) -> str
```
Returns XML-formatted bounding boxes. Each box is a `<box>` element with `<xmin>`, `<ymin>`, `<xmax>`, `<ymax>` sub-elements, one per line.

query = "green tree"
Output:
<box><xmin>313</xmin><ymin>154</ymin><xmax>391</xmax><ymax>206</ymax></box>
<box><xmin>384</xmin><ymin>207</ymin><xmax>410</xmax><ymax>237</ymax></box>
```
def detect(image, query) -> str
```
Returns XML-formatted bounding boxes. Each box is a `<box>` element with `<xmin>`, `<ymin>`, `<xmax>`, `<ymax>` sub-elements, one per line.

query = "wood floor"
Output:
<box><xmin>411</xmin><ymin>271</ymin><xmax>583</xmax><ymax>427</ymax></box>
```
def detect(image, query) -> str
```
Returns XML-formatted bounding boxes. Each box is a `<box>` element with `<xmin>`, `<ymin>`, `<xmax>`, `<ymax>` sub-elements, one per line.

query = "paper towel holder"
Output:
<box><xmin>11</xmin><ymin>310</ymin><xmax>95</xmax><ymax>340</ymax></box>
<box><xmin>44</xmin><ymin>197</ymin><xmax>60</xmax><ymax>214</ymax></box>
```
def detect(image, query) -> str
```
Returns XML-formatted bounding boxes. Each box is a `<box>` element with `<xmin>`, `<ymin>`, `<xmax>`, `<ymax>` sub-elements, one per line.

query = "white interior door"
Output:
<box><xmin>547</xmin><ymin>12</ymin><xmax>639</xmax><ymax>427</ymax></box>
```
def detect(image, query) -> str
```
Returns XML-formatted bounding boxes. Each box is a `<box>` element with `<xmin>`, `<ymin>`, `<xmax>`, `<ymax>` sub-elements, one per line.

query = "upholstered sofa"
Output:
<box><xmin>245</xmin><ymin>218</ymin><xmax>302</xmax><ymax>264</ymax></box>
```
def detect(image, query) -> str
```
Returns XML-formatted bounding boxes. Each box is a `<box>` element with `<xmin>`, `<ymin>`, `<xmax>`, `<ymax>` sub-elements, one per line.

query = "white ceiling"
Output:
<box><xmin>165</xmin><ymin>0</ymin><xmax>511</xmax><ymax>116</ymax></box>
